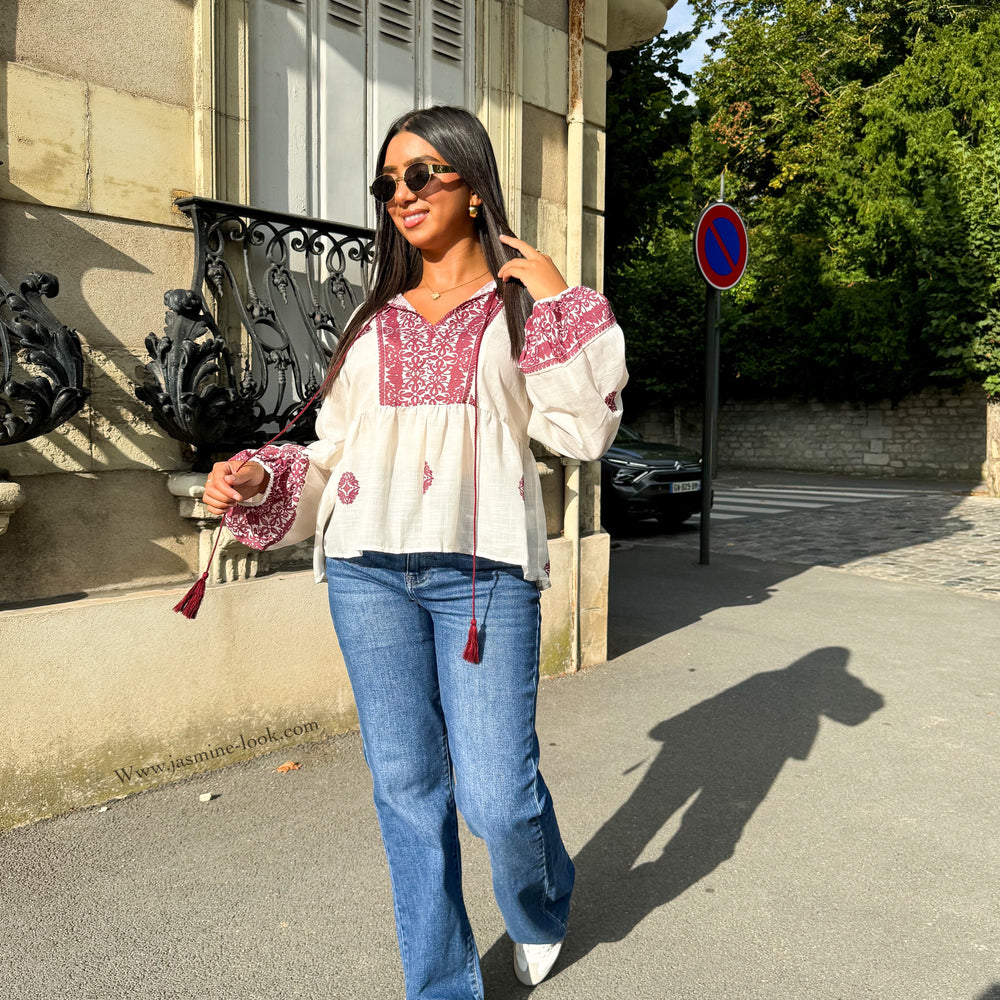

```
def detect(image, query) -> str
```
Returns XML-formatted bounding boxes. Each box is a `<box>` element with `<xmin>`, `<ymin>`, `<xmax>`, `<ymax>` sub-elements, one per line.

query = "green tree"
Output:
<box><xmin>688</xmin><ymin>0</ymin><xmax>1000</xmax><ymax>402</ymax></box>
<box><xmin>606</xmin><ymin>1</ymin><xmax>1000</xmax><ymax>416</ymax></box>
<box><xmin>606</xmin><ymin>228</ymin><xmax>708</xmax><ymax>410</ymax></box>
<box><xmin>605</xmin><ymin>30</ymin><xmax>703</xmax><ymax>258</ymax></box>
<box><xmin>604</xmin><ymin>30</ymin><xmax>707</xmax><ymax>409</ymax></box>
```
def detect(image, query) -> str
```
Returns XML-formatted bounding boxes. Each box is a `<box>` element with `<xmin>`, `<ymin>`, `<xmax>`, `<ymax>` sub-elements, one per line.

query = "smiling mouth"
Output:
<box><xmin>401</xmin><ymin>211</ymin><xmax>428</xmax><ymax>229</ymax></box>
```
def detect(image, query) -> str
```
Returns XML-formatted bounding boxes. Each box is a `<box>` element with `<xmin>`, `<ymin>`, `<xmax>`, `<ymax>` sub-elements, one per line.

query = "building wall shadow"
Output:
<box><xmin>606</xmin><ymin>541</ymin><xmax>800</xmax><ymax>658</ymax></box>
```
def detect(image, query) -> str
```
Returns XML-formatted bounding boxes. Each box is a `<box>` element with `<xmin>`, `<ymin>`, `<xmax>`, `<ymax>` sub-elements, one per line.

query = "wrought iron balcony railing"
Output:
<box><xmin>136</xmin><ymin>198</ymin><xmax>375</xmax><ymax>469</ymax></box>
<box><xmin>0</xmin><ymin>270</ymin><xmax>90</xmax><ymax>447</ymax></box>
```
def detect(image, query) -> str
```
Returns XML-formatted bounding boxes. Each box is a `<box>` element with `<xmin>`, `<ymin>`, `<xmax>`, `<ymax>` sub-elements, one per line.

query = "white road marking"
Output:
<box><xmin>712</xmin><ymin>496</ymin><xmax>829</xmax><ymax>509</ymax></box>
<box><xmin>688</xmin><ymin>483</ymin><xmax>923</xmax><ymax>522</ymax></box>
<box><xmin>727</xmin><ymin>486</ymin><xmax>923</xmax><ymax>499</ymax></box>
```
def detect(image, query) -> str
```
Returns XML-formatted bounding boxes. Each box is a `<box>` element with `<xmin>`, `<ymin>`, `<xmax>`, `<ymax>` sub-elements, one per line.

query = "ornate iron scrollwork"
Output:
<box><xmin>0</xmin><ymin>271</ymin><xmax>90</xmax><ymax>446</ymax></box>
<box><xmin>136</xmin><ymin>198</ymin><xmax>375</xmax><ymax>469</ymax></box>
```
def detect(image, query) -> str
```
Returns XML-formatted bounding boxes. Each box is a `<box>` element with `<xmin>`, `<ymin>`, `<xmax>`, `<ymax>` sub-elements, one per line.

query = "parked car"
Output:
<box><xmin>600</xmin><ymin>425</ymin><xmax>710</xmax><ymax>530</ymax></box>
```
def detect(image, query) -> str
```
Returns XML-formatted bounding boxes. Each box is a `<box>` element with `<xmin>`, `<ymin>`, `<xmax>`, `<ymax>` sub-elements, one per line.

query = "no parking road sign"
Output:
<box><xmin>694</xmin><ymin>201</ymin><xmax>749</xmax><ymax>290</ymax></box>
<box><xmin>694</xmin><ymin>196</ymin><xmax>749</xmax><ymax>566</ymax></box>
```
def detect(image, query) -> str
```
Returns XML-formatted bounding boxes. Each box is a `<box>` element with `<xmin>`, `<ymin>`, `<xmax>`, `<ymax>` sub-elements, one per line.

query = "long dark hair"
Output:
<box><xmin>325</xmin><ymin>106</ymin><xmax>533</xmax><ymax>387</ymax></box>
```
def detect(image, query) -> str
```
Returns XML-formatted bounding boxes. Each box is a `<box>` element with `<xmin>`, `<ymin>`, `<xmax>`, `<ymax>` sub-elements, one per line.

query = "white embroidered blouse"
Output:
<box><xmin>225</xmin><ymin>283</ymin><xmax>627</xmax><ymax>589</ymax></box>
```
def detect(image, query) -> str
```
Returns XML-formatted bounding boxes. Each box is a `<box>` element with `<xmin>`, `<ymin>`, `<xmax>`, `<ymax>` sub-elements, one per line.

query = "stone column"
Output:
<box><xmin>986</xmin><ymin>397</ymin><xmax>1000</xmax><ymax>496</ymax></box>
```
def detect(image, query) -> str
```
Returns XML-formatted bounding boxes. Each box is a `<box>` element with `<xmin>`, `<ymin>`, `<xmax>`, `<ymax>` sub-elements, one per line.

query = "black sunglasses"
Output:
<box><xmin>370</xmin><ymin>162</ymin><xmax>457</xmax><ymax>203</ymax></box>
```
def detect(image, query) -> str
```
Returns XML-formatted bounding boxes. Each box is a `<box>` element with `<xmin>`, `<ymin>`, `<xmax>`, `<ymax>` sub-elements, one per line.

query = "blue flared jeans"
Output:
<box><xmin>325</xmin><ymin>552</ymin><xmax>574</xmax><ymax>1000</ymax></box>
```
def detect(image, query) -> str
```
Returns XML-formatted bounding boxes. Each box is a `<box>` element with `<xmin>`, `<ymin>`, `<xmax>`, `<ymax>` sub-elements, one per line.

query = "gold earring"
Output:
<box><xmin>469</xmin><ymin>204</ymin><xmax>479</xmax><ymax>218</ymax></box>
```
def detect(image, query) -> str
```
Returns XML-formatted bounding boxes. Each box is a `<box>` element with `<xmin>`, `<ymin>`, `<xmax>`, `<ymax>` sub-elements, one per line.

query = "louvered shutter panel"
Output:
<box><xmin>249</xmin><ymin>0</ymin><xmax>311</xmax><ymax>214</ymax></box>
<box><xmin>249</xmin><ymin>0</ymin><xmax>472</xmax><ymax>226</ymax></box>
<box><xmin>370</xmin><ymin>0</ymin><xmax>419</xmax><ymax>190</ymax></box>
<box><xmin>327</xmin><ymin>0</ymin><xmax>363</xmax><ymax>29</ymax></box>
<box><xmin>424</xmin><ymin>0</ymin><xmax>466</xmax><ymax>107</ymax></box>
<box><xmin>320</xmin><ymin>0</ymin><xmax>367</xmax><ymax>225</ymax></box>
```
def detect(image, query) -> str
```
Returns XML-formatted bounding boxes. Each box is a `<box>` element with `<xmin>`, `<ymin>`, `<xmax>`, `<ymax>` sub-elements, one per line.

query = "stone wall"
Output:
<box><xmin>632</xmin><ymin>383</ymin><xmax>987</xmax><ymax>480</ymax></box>
<box><xmin>1</xmin><ymin>0</ymin><xmax>197</xmax><ymax>607</ymax></box>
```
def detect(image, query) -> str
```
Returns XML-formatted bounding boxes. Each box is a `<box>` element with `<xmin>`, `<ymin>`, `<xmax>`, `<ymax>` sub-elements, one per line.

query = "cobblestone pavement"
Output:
<box><xmin>624</xmin><ymin>472</ymin><xmax>1000</xmax><ymax>601</ymax></box>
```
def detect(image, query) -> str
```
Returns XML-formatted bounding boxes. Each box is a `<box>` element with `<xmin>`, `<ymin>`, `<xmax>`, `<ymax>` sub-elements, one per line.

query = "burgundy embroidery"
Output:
<box><xmin>605</xmin><ymin>390</ymin><xmax>618</xmax><ymax>412</ymax></box>
<box><xmin>338</xmin><ymin>472</ymin><xmax>360</xmax><ymax>505</ymax></box>
<box><xmin>543</xmin><ymin>561</ymin><xmax>551</xmax><ymax>576</ymax></box>
<box><xmin>378</xmin><ymin>291</ymin><xmax>502</xmax><ymax>407</ymax></box>
<box><xmin>518</xmin><ymin>476</ymin><xmax>525</xmax><ymax>501</ymax></box>
<box><xmin>423</xmin><ymin>462</ymin><xmax>434</xmax><ymax>494</ymax></box>
<box><xmin>519</xmin><ymin>287</ymin><xmax>617</xmax><ymax>375</ymax></box>
<box><xmin>225</xmin><ymin>444</ymin><xmax>310</xmax><ymax>550</ymax></box>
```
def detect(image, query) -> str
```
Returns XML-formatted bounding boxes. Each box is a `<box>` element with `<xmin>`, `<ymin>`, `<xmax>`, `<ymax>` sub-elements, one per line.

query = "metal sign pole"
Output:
<box><xmin>693</xmin><ymin>175</ymin><xmax>748</xmax><ymax>567</ymax></box>
<box><xmin>700</xmin><ymin>285</ymin><xmax>720</xmax><ymax>565</ymax></box>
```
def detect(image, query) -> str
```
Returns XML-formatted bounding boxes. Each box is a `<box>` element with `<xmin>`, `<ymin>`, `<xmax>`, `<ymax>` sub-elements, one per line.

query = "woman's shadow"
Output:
<box><xmin>482</xmin><ymin>646</ymin><xmax>884</xmax><ymax>981</ymax></box>
<box><xmin>566</xmin><ymin>646</ymin><xmax>884</xmax><ymax>963</ymax></box>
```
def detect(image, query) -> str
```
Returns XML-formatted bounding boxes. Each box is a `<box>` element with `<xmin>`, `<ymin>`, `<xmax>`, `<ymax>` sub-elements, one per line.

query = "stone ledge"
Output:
<box><xmin>166</xmin><ymin>472</ymin><xmax>267</xmax><ymax>584</ymax></box>
<box><xmin>0</xmin><ymin>481</ymin><xmax>26</xmax><ymax>536</ymax></box>
<box><xmin>607</xmin><ymin>0</ymin><xmax>675</xmax><ymax>51</ymax></box>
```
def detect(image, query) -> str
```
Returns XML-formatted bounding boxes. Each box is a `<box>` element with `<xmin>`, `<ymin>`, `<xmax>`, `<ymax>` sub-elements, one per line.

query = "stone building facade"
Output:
<box><xmin>0</xmin><ymin>0</ymin><xmax>676</xmax><ymax>830</ymax></box>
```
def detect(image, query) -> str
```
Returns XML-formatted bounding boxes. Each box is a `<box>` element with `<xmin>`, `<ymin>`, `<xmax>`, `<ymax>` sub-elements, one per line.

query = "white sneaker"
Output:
<box><xmin>513</xmin><ymin>939</ymin><xmax>564</xmax><ymax>986</ymax></box>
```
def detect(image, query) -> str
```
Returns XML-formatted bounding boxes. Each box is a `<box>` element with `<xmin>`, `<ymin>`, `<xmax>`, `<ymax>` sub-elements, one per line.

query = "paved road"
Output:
<box><xmin>616</xmin><ymin>470</ymin><xmax>1000</xmax><ymax>601</ymax></box>
<box><xmin>2</xmin><ymin>471</ymin><xmax>998</xmax><ymax>1000</ymax></box>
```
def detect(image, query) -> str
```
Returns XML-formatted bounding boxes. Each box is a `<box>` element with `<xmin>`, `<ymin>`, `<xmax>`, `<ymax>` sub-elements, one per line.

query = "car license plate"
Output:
<box><xmin>670</xmin><ymin>481</ymin><xmax>700</xmax><ymax>493</ymax></box>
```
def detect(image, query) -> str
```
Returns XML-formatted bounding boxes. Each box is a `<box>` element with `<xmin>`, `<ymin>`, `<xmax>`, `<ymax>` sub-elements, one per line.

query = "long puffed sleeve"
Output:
<box><xmin>518</xmin><ymin>286</ymin><xmax>627</xmax><ymax>460</ymax></box>
<box><xmin>225</xmin><ymin>388</ymin><xmax>345</xmax><ymax>550</ymax></box>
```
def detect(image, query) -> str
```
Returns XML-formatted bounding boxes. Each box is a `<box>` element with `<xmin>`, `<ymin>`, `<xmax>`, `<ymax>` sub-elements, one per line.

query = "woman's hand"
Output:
<box><xmin>497</xmin><ymin>235</ymin><xmax>570</xmax><ymax>302</ymax></box>
<box><xmin>203</xmin><ymin>460</ymin><xmax>270</xmax><ymax>517</ymax></box>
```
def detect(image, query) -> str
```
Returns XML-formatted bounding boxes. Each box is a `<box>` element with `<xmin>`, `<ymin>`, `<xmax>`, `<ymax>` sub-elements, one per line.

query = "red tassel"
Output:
<box><xmin>462</xmin><ymin>618</ymin><xmax>480</xmax><ymax>664</ymax></box>
<box><xmin>173</xmin><ymin>572</ymin><xmax>208</xmax><ymax>619</ymax></box>
<box><xmin>174</xmin><ymin>351</ymin><xmax>350</xmax><ymax>622</ymax></box>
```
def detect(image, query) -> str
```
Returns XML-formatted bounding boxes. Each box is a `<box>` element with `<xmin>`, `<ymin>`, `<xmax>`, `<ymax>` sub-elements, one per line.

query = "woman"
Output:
<box><xmin>203</xmin><ymin>106</ymin><xmax>627</xmax><ymax>999</ymax></box>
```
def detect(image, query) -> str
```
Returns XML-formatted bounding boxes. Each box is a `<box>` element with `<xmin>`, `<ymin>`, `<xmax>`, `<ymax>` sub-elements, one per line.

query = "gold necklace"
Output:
<box><xmin>422</xmin><ymin>268</ymin><xmax>491</xmax><ymax>301</ymax></box>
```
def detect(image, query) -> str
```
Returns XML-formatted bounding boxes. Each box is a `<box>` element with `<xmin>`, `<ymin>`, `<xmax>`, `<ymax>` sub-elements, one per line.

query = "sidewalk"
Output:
<box><xmin>2</xmin><ymin>478</ymin><xmax>998</xmax><ymax>1000</ymax></box>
